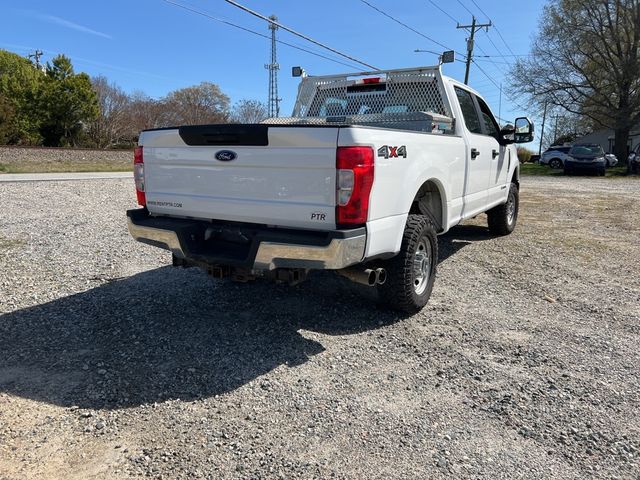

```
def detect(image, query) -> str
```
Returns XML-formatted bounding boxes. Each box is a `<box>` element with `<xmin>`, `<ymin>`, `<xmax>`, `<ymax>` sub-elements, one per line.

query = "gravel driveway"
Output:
<box><xmin>0</xmin><ymin>176</ymin><xmax>638</xmax><ymax>479</ymax></box>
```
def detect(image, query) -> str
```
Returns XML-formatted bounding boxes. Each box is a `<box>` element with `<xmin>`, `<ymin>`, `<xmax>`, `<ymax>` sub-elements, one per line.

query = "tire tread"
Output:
<box><xmin>378</xmin><ymin>215</ymin><xmax>437</xmax><ymax>313</ymax></box>
<box><xmin>487</xmin><ymin>182</ymin><xmax>519</xmax><ymax>236</ymax></box>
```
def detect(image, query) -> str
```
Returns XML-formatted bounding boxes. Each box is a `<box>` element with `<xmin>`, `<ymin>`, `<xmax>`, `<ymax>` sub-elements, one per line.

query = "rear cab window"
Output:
<box><xmin>455</xmin><ymin>87</ymin><xmax>482</xmax><ymax>134</ymax></box>
<box><xmin>476</xmin><ymin>97</ymin><xmax>500</xmax><ymax>138</ymax></box>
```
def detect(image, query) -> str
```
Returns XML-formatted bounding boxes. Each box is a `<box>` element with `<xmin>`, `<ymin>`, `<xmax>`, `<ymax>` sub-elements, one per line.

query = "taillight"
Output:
<box><xmin>336</xmin><ymin>146</ymin><xmax>374</xmax><ymax>225</ymax></box>
<box><xmin>134</xmin><ymin>146</ymin><xmax>146</xmax><ymax>206</ymax></box>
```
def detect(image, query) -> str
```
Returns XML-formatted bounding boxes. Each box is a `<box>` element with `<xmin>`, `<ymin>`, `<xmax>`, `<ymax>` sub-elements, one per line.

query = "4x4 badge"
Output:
<box><xmin>378</xmin><ymin>145</ymin><xmax>407</xmax><ymax>159</ymax></box>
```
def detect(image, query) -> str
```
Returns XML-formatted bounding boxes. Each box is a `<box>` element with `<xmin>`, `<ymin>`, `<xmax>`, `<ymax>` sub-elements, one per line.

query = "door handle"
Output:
<box><xmin>471</xmin><ymin>148</ymin><xmax>480</xmax><ymax>159</ymax></box>
<box><xmin>492</xmin><ymin>149</ymin><xmax>499</xmax><ymax>159</ymax></box>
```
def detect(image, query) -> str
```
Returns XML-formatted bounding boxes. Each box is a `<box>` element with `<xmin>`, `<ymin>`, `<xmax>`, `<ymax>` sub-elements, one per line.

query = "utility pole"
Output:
<box><xmin>457</xmin><ymin>16</ymin><xmax>492</xmax><ymax>85</ymax></box>
<box><xmin>498</xmin><ymin>82</ymin><xmax>502</xmax><ymax>123</ymax></box>
<box><xmin>552</xmin><ymin>114</ymin><xmax>561</xmax><ymax>144</ymax></box>
<box><xmin>265</xmin><ymin>15</ymin><xmax>281</xmax><ymax>118</ymax></box>
<box><xmin>28</xmin><ymin>50</ymin><xmax>44</xmax><ymax>70</ymax></box>
<box><xmin>538</xmin><ymin>101</ymin><xmax>548</xmax><ymax>155</ymax></box>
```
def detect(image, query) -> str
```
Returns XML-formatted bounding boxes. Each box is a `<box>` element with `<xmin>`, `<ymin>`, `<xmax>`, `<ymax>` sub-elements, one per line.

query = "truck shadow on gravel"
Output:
<box><xmin>438</xmin><ymin>224</ymin><xmax>497</xmax><ymax>263</ymax></box>
<box><xmin>0</xmin><ymin>266</ymin><xmax>397</xmax><ymax>409</ymax></box>
<box><xmin>0</xmin><ymin>225</ymin><xmax>494</xmax><ymax>410</ymax></box>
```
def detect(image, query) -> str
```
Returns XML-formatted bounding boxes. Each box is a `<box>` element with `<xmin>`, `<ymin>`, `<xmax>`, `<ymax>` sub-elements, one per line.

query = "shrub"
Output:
<box><xmin>517</xmin><ymin>147</ymin><xmax>534</xmax><ymax>163</ymax></box>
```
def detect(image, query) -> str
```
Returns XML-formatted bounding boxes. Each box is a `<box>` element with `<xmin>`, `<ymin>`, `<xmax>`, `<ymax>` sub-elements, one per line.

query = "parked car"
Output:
<box><xmin>127</xmin><ymin>65</ymin><xmax>533</xmax><ymax>313</ymax></box>
<box><xmin>604</xmin><ymin>153</ymin><xmax>618</xmax><ymax>167</ymax></box>
<box><xmin>627</xmin><ymin>144</ymin><xmax>640</xmax><ymax>174</ymax></box>
<box><xmin>564</xmin><ymin>144</ymin><xmax>606</xmax><ymax>176</ymax></box>
<box><xmin>540</xmin><ymin>146</ymin><xmax>571</xmax><ymax>169</ymax></box>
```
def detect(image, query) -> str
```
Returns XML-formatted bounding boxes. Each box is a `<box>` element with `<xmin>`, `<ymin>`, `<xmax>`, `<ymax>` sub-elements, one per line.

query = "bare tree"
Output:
<box><xmin>164</xmin><ymin>82</ymin><xmax>230</xmax><ymax>125</ymax></box>
<box><xmin>511</xmin><ymin>0</ymin><xmax>640</xmax><ymax>161</ymax></box>
<box><xmin>121</xmin><ymin>91</ymin><xmax>168</xmax><ymax>141</ymax></box>
<box><xmin>89</xmin><ymin>76</ymin><xmax>130</xmax><ymax>147</ymax></box>
<box><xmin>231</xmin><ymin>99</ymin><xmax>269</xmax><ymax>123</ymax></box>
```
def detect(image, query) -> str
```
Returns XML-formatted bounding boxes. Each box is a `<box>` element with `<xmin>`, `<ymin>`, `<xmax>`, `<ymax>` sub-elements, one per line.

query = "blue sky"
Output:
<box><xmin>3</xmin><ymin>0</ymin><xmax>545</xmax><ymax>123</ymax></box>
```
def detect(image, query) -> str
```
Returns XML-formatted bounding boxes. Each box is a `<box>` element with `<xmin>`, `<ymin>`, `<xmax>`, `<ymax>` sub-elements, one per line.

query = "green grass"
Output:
<box><xmin>520</xmin><ymin>163</ymin><xmax>563</xmax><ymax>176</ymax></box>
<box><xmin>0</xmin><ymin>161</ymin><xmax>131</xmax><ymax>174</ymax></box>
<box><xmin>521</xmin><ymin>163</ymin><xmax>631</xmax><ymax>178</ymax></box>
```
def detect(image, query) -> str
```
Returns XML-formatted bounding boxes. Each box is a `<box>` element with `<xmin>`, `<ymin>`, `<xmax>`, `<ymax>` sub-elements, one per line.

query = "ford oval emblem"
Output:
<box><xmin>215</xmin><ymin>150</ymin><xmax>237</xmax><ymax>162</ymax></box>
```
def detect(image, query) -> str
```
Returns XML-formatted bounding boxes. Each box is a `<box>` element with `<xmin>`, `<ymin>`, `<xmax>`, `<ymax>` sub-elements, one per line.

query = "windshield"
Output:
<box><xmin>570</xmin><ymin>145</ymin><xmax>604</xmax><ymax>156</ymax></box>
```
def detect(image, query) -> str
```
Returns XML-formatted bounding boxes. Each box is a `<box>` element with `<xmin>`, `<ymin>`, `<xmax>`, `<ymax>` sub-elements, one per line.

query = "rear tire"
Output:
<box><xmin>377</xmin><ymin>215</ymin><xmax>437</xmax><ymax>314</ymax></box>
<box><xmin>487</xmin><ymin>182</ymin><xmax>519</xmax><ymax>236</ymax></box>
<box><xmin>549</xmin><ymin>158</ymin><xmax>563</xmax><ymax>169</ymax></box>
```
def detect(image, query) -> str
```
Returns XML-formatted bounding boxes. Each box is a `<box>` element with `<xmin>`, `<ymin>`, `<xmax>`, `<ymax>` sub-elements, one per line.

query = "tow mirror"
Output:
<box><xmin>514</xmin><ymin>117</ymin><xmax>534</xmax><ymax>144</ymax></box>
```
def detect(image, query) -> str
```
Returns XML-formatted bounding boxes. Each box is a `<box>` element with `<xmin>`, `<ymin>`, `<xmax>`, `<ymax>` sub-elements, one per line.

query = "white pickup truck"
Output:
<box><xmin>127</xmin><ymin>66</ymin><xmax>533</xmax><ymax>312</ymax></box>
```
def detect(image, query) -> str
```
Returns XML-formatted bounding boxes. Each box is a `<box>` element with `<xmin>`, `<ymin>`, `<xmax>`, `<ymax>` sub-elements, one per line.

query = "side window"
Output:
<box><xmin>476</xmin><ymin>97</ymin><xmax>500</xmax><ymax>138</ymax></box>
<box><xmin>455</xmin><ymin>87</ymin><xmax>482</xmax><ymax>134</ymax></box>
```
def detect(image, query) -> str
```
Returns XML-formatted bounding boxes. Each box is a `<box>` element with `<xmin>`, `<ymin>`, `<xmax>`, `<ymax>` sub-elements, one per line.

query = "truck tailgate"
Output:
<box><xmin>140</xmin><ymin>125</ymin><xmax>339</xmax><ymax>230</ymax></box>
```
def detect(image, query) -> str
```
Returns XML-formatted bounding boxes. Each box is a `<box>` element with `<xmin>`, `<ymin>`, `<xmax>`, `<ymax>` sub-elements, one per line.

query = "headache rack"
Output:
<box><xmin>264</xmin><ymin>66</ymin><xmax>455</xmax><ymax>134</ymax></box>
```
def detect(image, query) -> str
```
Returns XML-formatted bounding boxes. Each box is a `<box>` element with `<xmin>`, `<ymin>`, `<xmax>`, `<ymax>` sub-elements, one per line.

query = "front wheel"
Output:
<box><xmin>487</xmin><ymin>182</ymin><xmax>519</xmax><ymax>235</ymax></box>
<box><xmin>377</xmin><ymin>215</ymin><xmax>438</xmax><ymax>314</ymax></box>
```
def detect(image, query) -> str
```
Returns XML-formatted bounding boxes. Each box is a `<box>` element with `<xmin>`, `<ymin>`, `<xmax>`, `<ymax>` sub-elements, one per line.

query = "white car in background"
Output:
<box><xmin>604</xmin><ymin>153</ymin><xmax>618</xmax><ymax>167</ymax></box>
<box><xmin>540</xmin><ymin>146</ymin><xmax>571</xmax><ymax>169</ymax></box>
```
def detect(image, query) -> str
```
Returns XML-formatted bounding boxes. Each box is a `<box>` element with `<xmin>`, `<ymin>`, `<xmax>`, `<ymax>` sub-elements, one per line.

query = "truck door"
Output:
<box><xmin>475</xmin><ymin>96</ymin><xmax>508</xmax><ymax>203</ymax></box>
<box><xmin>454</xmin><ymin>86</ymin><xmax>492</xmax><ymax>216</ymax></box>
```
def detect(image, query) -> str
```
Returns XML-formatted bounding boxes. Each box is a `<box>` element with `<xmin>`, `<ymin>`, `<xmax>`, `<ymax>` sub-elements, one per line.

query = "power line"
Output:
<box><xmin>474</xmin><ymin>42</ymin><xmax>508</xmax><ymax>76</ymax></box>
<box><xmin>473</xmin><ymin>57</ymin><xmax>518</xmax><ymax>66</ymax></box>
<box><xmin>359</xmin><ymin>0</ymin><xmax>459</xmax><ymax>54</ymax></box>
<box><xmin>494</xmin><ymin>27</ymin><xmax>518</xmax><ymax>57</ymax></box>
<box><xmin>468</xmin><ymin>0</ymin><xmax>491</xmax><ymax>21</ymax></box>
<box><xmin>223</xmin><ymin>0</ymin><xmax>379</xmax><ymax>70</ymax></box>
<box><xmin>455</xmin><ymin>0</ymin><xmax>476</xmax><ymax>18</ymax></box>
<box><xmin>425</xmin><ymin>0</ymin><xmax>458</xmax><ymax>24</ymax></box>
<box><xmin>472</xmin><ymin>59</ymin><xmax>527</xmax><ymax>111</ymax></box>
<box><xmin>477</xmin><ymin>53</ymin><xmax>531</xmax><ymax>58</ymax></box>
<box><xmin>466</xmin><ymin>0</ymin><xmax>518</xmax><ymax>57</ymax></box>
<box><xmin>163</xmin><ymin>1</ymin><xmax>361</xmax><ymax>70</ymax></box>
<box><xmin>482</xmin><ymin>30</ymin><xmax>508</xmax><ymax>62</ymax></box>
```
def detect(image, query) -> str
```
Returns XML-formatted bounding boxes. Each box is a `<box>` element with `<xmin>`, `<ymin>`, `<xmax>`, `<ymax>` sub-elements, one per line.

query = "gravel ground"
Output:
<box><xmin>0</xmin><ymin>175</ymin><xmax>638</xmax><ymax>479</ymax></box>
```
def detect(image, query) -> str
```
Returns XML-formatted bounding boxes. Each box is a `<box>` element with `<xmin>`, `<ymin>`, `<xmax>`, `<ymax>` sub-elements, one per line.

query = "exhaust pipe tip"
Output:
<box><xmin>375</xmin><ymin>268</ymin><xmax>387</xmax><ymax>285</ymax></box>
<box><xmin>337</xmin><ymin>268</ymin><xmax>378</xmax><ymax>287</ymax></box>
<box><xmin>365</xmin><ymin>269</ymin><xmax>377</xmax><ymax>286</ymax></box>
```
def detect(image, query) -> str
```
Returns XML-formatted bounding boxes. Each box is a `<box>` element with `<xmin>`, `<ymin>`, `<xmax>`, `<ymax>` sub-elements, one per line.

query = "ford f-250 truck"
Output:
<box><xmin>127</xmin><ymin>66</ymin><xmax>533</xmax><ymax>313</ymax></box>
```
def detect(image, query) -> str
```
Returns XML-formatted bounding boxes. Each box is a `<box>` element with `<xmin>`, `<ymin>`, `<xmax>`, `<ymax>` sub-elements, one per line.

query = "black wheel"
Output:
<box><xmin>378</xmin><ymin>215</ymin><xmax>437</xmax><ymax>313</ymax></box>
<box><xmin>549</xmin><ymin>158</ymin><xmax>563</xmax><ymax>169</ymax></box>
<box><xmin>487</xmin><ymin>182</ymin><xmax>519</xmax><ymax>236</ymax></box>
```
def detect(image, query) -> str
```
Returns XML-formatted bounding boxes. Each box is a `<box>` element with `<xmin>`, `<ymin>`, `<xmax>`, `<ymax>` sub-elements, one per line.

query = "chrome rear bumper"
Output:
<box><xmin>127</xmin><ymin>218</ymin><xmax>186</xmax><ymax>258</ymax></box>
<box><xmin>127</xmin><ymin>210</ymin><xmax>366</xmax><ymax>271</ymax></box>
<box><xmin>252</xmin><ymin>235</ymin><xmax>366</xmax><ymax>270</ymax></box>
